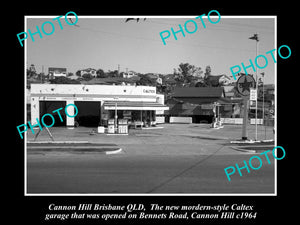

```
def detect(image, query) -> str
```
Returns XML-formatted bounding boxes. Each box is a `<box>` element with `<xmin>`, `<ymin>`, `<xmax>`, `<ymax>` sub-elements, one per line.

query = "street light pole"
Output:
<box><xmin>255</xmin><ymin>38</ymin><xmax>259</xmax><ymax>141</ymax></box>
<box><xmin>114</xmin><ymin>97</ymin><xmax>119</xmax><ymax>132</ymax></box>
<box><xmin>249</xmin><ymin>33</ymin><xmax>259</xmax><ymax>141</ymax></box>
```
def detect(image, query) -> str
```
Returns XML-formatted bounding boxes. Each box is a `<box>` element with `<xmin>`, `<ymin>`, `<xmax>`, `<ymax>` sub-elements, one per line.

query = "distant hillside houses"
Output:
<box><xmin>77</xmin><ymin>68</ymin><xmax>97</xmax><ymax>77</ymax></box>
<box><xmin>48</xmin><ymin>67</ymin><xmax>67</xmax><ymax>78</ymax></box>
<box><xmin>144</xmin><ymin>73</ymin><xmax>163</xmax><ymax>84</ymax></box>
<box><xmin>202</xmin><ymin>74</ymin><xmax>231</xmax><ymax>87</ymax></box>
<box><xmin>121</xmin><ymin>71</ymin><xmax>136</xmax><ymax>78</ymax></box>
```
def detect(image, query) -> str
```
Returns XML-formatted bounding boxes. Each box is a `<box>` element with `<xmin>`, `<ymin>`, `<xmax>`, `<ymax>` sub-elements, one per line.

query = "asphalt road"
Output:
<box><xmin>27</xmin><ymin>152</ymin><xmax>275</xmax><ymax>194</ymax></box>
<box><xmin>26</xmin><ymin>124</ymin><xmax>275</xmax><ymax>194</ymax></box>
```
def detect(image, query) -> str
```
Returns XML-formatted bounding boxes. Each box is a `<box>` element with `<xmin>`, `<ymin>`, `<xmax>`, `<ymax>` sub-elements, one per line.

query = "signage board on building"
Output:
<box><xmin>250</xmin><ymin>100</ymin><xmax>256</xmax><ymax>109</ymax></box>
<box><xmin>250</xmin><ymin>88</ymin><xmax>257</xmax><ymax>101</ymax></box>
<box><xmin>31</xmin><ymin>84</ymin><xmax>156</xmax><ymax>97</ymax></box>
<box><xmin>143</xmin><ymin>88</ymin><xmax>156</xmax><ymax>94</ymax></box>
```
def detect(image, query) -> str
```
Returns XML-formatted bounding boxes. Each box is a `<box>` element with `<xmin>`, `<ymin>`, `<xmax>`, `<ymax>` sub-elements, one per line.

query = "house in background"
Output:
<box><xmin>122</xmin><ymin>71</ymin><xmax>136</xmax><ymax>78</ymax></box>
<box><xmin>145</xmin><ymin>73</ymin><xmax>163</xmax><ymax>85</ymax></box>
<box><xmin>259</xmin><ymin>84</ymin><xmax>274</xmax><ymax>104</ymax></box>
<box><xmin>166</xmin><ymin>87</ymin><xmax>244</xmax><ymax>124</ymax></box>
<box><xmin>166</xmin><ymin>87</ymin><xmax>225</xmax><ymax>123</ymax></box>
<box><xmin>197</xmin><ymin>74</ymin><xmax>232</xmax><ymax>87</ymax></box>
<box><xmin>223</xmin><ymin>85</ymin><xmax>236</xmax><ymax>98</ymax></box>
<box><xmin>48</xmin><ymin>67</ymin><xmax>67</xmax><ymax>78</ymax></box>
<box><xmin>79</xmin><ymin>68</ymin><xmax>97</xmax><ymax>77</ymax></box>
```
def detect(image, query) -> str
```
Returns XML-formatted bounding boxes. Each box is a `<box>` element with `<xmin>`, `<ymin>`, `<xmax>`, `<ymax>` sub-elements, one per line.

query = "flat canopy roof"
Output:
<box><xmin>31</xmin><ymin>84</ymin><xmax>157</xmax><ymax>96</ymax></box>
<box><xmin>103</xmin><ymin>101</ymin><xmax>169</xmax><ymax>111</ymax></box>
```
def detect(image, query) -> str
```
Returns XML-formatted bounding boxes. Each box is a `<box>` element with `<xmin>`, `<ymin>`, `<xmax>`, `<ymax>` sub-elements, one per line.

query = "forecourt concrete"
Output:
<box><xmin>26</xmin><ymin>124</ymin><xmax>275</xmax><ymax>194</ymax></box>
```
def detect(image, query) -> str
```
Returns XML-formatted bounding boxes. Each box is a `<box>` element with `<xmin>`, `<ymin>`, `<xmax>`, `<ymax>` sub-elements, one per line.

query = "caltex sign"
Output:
<box><xmin>236</xmin><ymin>75</ymin><xmax>256</xmax><ymax>96</ymax></box>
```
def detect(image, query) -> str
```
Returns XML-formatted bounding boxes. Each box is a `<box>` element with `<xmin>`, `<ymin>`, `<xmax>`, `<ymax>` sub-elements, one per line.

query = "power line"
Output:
<box><xmin>145</xmin><ymin>19</ymin><xmax>274</xmax><ymax>34</ymax></box>
<box><xmin>27</xmin><ymin>18</ymin><xmax>273</xmax><ymax>50</ymax></box>
<box><xmin>67</xmin><ymin>22</ymin><xmax>259</xmax><ymax>53</ymax></box>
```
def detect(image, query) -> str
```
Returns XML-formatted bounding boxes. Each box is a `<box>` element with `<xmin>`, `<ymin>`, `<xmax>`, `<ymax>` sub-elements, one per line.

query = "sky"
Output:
<box><xmin>26</xmin><ymin>15</ymin><xmax>275</xmax><ymax>84</ymax></box>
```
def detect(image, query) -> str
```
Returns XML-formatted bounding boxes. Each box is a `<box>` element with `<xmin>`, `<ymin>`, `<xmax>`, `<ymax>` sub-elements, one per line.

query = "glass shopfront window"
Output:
<box><xmin>102</xmin><ymin>110</ymin><xmax>156</xmax><ymax>127</ymax></box>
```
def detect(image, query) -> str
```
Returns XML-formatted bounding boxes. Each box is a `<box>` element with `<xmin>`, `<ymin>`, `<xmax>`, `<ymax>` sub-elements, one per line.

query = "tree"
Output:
<box><xmin>96</xmin><ymin>69</ymin><xmax>107</xmax><ymax>78</ymax></box>
<box><xmin>106</xmin><ymin>70</ymin><xmax>119</xmax><ymax>77</ymax></box>
<box><xmin>204</xmin><ymin>65</ymin><xmax>211</xmax><ymax>78</ymax></box>
<box><xmin>82</xmin><ymin>73</ymin><xmax>94</xmax><ymax>81</ymax></box>
<box><xmin>27</xmin><ymin>64</ymin><xmax>37</xmax><ymax>78</ymax></box>
<box><xmin>36</xmin><ymin>72</ymin><xmax>45</xmax><ymax>82</ymax></box>
<box><xmin>49</xmin><ymin>76</ymin><xmax>80</xmax><ymax>84</ymax></box>
<box><xmin>75</xmin><ymin>70</ymin><xmax>81</xmax><ymax>76</ymax></box>
<box><xmin>195</xmin><ymin>81</ymin><xmax>206</xmax><ymax>87</ymax></box>
<box><xmin>197</xmin><ymin>66</ymin><xmax>231</xmax><ymax>87</ymax></box>
<box><xmin>174</xmin><ymin>63</ymin><xmax>203</xmax><ymax>86</ymax></box>
<box><xmin>137</xmin><ymin>75</ymin><xmax>156</xmax><ymax>86</ymax></box>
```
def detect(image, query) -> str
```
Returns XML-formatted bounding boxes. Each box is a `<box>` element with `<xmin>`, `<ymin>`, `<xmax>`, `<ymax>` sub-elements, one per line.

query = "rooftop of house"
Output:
<box><xmin>173</xmin><ymin>87</ymin><xmax>224</xmax><ymax>98</ymax></box>
<box><xmin>48</xmin><ymin>67</ymin><xmax>67</xmax><ymax>72</ymax></box>
<box><xmin>80</xmin><ymin>68</ymin><xmax>97</xmax><ymax>72</ymax></box>
<box><xmin>80</xmin><ymin>77</ymin><xmax>140</xmax><ymax>85</ymax></box>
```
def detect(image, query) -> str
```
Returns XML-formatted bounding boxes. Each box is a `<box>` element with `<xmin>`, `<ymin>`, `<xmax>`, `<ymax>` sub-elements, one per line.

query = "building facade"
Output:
<box><xmin>79</xmin><ymin>68</ymin><xmax>97</xmax><ymax>77</ymax></box>
<box><xmin>122</xmin><ymin>71</ymin><xmax>136</xmax><ymax>78</ymax></box>
<box><xmin>30</xmin><ymin>84</ymin><xmax>168</xmax><ymax>128</ymax></box>
<box><xmin>166</xmin><ymin>87</ymin><xmax>243</xmax><ymax>124</ymax></box>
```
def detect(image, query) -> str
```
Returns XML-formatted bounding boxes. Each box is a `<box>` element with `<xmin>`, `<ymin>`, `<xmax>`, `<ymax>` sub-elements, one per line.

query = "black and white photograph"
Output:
<box><xmin>24</xmin><ymin>14</ymin><xmax>276</xmax><ymax>195</ymax></box>
<box><xmin>14</xmin><ymin>5</ymin><xmax>296</xmax><ymax>224</ymax></box>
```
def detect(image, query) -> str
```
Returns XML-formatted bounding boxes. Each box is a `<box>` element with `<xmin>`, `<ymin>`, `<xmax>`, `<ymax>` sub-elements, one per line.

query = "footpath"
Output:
<box><xmin>27</xmin><ymin>141</ymin><xmax>122</xmax><ymax>155</ymax></box>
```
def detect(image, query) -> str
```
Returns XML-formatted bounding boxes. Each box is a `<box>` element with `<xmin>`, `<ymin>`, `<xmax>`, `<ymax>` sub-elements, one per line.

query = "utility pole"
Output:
<box><xmin>42</xmin><ymin>65</ymin><xmax>44</xmax><ymax>83</ymax></box>
<box><xmin>261</xmin><ymin>72</ymin><xmax>266</xmax><ymax>140</ymax></box>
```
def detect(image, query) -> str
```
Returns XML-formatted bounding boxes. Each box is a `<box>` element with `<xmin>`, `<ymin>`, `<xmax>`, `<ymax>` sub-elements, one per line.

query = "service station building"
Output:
<box><xmin>30</xmin><ymin>84</ymin><xmax>168</xmax><ymax>128</ymax></box>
